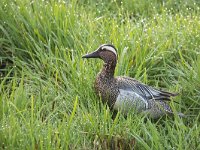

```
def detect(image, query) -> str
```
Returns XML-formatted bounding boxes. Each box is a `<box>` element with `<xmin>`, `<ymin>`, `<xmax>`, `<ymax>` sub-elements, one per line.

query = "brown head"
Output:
<box><xmin>82</xmin><ymin>44</ymin><xmax>118</xmax><ymax>66</ymax></box>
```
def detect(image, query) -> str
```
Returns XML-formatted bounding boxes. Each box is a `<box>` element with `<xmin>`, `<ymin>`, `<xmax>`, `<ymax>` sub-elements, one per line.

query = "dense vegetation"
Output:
<box><xmin>0</xmin><ymin>0</ymin><xmax>200</xmax><ymax>149</ymax></box>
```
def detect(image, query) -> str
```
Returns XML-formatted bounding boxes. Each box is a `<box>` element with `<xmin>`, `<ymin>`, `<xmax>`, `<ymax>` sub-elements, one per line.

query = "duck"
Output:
<box><xmin>82</xmin><ymin>44</ymin><xmax>184</xmax><ymax>119</ymax></box>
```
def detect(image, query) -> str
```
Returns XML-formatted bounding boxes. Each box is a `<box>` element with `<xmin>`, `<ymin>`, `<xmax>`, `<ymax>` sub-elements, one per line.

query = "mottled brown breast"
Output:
<box><xmin>94</xmin><ymin>74</ymin><xmax>119</xmax><ymax>109</ymax></box>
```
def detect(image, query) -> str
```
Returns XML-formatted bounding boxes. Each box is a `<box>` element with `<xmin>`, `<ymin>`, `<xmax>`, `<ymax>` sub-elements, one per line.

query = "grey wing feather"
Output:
<box><xmin>117</xmin><ymin>76</ymin><xmax>178</xmax><ymax>101</ymax></box>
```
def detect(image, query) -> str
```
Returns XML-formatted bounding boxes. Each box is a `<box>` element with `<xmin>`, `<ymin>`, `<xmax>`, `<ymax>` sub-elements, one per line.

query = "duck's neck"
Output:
<box><xmin>100</xmin><ymin>61</ymin><xmax>116</xmax><ymax>79</ymax></box>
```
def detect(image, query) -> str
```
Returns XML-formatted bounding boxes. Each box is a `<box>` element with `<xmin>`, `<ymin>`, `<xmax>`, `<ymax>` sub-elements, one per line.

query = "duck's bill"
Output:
<box><xmin>82</xmin><ymin>50</ymin><xmax>100</xmax><ymax>58</ymax></box>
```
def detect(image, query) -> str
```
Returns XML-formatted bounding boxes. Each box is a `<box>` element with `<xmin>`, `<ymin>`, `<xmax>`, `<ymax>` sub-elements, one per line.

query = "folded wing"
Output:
<box><xmin>117</xmin><ymin>76</ymin><xmax>178</xmax><ymax>101</ymax></box>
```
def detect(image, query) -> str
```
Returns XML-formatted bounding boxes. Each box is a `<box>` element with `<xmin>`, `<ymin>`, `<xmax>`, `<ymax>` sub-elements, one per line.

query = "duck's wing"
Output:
<box><xmin>117</xmin><ymin>76</ymin><xmax>178</xmax><ymax>101</ymax></box>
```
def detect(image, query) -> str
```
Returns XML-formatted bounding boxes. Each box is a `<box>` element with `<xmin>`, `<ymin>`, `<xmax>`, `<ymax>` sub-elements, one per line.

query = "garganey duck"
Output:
<box><xmin>82</xmin><ymin>44</ymin><xmax>184</xmax><ymax>119</ymax></box>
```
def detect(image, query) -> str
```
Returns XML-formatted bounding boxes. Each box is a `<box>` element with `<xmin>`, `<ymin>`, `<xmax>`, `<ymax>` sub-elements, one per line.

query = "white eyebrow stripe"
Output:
<box><xmin>102</xmin><ymin>46</ymin><xmax>117</xmax><ymax>57</ymax></box>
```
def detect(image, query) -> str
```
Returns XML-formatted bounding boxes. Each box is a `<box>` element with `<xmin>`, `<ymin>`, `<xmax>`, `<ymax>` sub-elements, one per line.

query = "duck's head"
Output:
<box><xmin>82</xmin><ymin>44</ymin><xmax>117</xmax><ymax>64</ymax></box>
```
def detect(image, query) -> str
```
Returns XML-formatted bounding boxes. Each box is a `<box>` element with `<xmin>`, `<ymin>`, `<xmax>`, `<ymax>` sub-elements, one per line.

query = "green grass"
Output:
<box><xmin>0</xmin><ymin>0</ymin><xmax>200</xmax><ymax>149</ymax></box>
